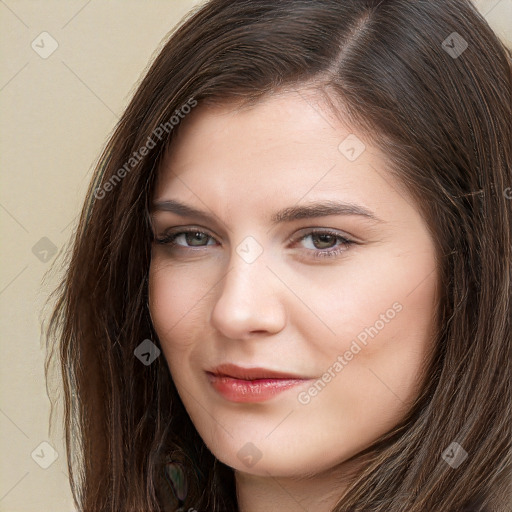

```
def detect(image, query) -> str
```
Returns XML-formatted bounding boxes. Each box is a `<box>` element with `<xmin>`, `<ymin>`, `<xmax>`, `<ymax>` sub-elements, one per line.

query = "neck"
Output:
<box><xmin>235</xmin><ymin>459</ymin><xmax>362</xmax><ymax>512</ymax></box>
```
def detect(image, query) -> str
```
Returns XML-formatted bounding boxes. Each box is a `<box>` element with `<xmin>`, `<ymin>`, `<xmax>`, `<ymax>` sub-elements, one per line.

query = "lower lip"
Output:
<box><xmin>207</xmin><ymin>373</ymin><xmax>310</xmax><ymax>403</ymax></box>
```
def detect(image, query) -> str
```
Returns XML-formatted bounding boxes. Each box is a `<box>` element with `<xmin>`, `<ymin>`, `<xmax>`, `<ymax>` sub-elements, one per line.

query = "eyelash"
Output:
<box><xmin>154</xmin><ymin>228</ymin><xmax>355</xmax><ymax>259</ymax></box>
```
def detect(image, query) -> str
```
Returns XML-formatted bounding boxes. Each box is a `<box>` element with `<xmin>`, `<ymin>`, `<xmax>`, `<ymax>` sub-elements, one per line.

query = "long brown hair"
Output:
<box><xmin>44</xmin><ymin>0</ymin><xmax>512</xmax><ymax>510</ymax></box>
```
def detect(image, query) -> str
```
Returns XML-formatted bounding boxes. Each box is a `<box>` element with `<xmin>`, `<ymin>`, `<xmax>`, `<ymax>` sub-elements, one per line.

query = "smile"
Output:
<box><xmin>206</xmin><ymin>364</ymin><xmax>313</xmax><ymax>403</ymax></box>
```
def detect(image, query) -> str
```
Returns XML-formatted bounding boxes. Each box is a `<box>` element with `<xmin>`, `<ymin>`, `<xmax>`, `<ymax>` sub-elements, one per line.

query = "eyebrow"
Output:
<box><xmin>151</xmin><ymin>199</ymin><xmax>382</xmax><ymax>225</ymax></box>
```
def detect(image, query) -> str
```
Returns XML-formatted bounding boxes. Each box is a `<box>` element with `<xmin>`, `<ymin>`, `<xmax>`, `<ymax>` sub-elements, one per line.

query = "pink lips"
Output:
<box><xmin>206</xmin><ymin>363</ymin><xmax>312</xmax><ymax>403</ymax></box>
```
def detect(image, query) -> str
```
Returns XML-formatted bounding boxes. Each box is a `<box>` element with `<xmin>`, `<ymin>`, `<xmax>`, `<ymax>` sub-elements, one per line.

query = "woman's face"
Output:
<box><xmin>148</xmin><ymin>89</ymin><xmax>438</xmax><ymax>478</ymax></box>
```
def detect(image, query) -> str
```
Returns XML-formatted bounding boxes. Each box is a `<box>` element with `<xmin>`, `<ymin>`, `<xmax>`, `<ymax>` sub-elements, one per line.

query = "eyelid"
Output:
<box><xmin>153</xmin><ymin>226</ymin><xmax>358</xmax><ymax>260</ymax></box>
<box><xmin>154</xmin><ymin>225</ymin><xmax>357</xmax><ymax>241</ymax></box>
<box><xmin>153</xmin><ymin>226</ymin><xmax>218</xmax><ymax>246</ymax></box>
<box><xmin>287</xmin><ymin>226</ymin><xmax>358</xmax><ymax>244</ymax></box>
<box><xmin>154</xmin><ymin>225</ymin><xmax>218</xmax><ymax>240</ymax></box>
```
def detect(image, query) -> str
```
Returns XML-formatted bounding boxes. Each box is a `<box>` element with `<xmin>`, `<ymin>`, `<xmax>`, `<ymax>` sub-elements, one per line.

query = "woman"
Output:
<box><xmin>44</xmin><ymin>0</ymin><xmax>511</xmax><ymax>510</ymax></box>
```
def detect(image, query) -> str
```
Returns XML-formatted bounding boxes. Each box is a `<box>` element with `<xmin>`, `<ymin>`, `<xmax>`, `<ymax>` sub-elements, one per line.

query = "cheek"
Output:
<box><xmin>148</xmin><ymin>268</ymin><xmax>197</xmax><ymax>383</ymax></box>
<box><xmin>303</xmin><ymin>245</ymin><xmax>438</xmax><ymax>408</ymax></box>
<box><xmin>148</xmin><ymin>259</ymin><xmax>211</xmax><ymax>340</ymax></box>
<box><xmin>300</xmin><ymin>244</ymin><xmax>437</xmax><ymax>345</ymax></box>
<box><xmin>148</xmin><ymin>264</ymin><xmax>200</xmax><ymax>389</ymax></box>
<box><xmin>296</xmin><ymin>287</ymin><xmax>436</xmax><ymax>461</ymax></box>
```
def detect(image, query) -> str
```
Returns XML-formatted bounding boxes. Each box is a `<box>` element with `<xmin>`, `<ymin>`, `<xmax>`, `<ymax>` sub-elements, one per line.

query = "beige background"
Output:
<box><xmin>0</xmin><ymin>1</ymin><xmax>510</xmax><ymax>511</ymax></box>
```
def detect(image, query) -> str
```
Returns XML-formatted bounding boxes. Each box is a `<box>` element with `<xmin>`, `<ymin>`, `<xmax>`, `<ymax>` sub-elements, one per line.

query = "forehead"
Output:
<box><xmin>158</xmin><ymin>91</ymin><xmax>366</xmax><ymax>182</ymax></box>
<box><xmin>152</xmin><ymin>90</ymin><xmax>412</xmax><ymax>226</ymax></box>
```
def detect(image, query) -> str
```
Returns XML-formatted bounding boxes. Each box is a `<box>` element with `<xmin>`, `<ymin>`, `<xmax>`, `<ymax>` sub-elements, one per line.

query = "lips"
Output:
<box><xmin>206</xmin><ymin>363</ymin><xmax>312</xmax><ymax>403</ymax></box>
<box><xmin>209</xmin><ymin>363</ymin><xmax>306</xmax><ymax>380</ymax></box>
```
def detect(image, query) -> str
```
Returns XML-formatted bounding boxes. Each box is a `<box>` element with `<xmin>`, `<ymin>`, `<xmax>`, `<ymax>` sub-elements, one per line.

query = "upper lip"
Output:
<box><xmin>207</xmin><ymin>363</ymin><xmax>308</xmax><ymax>380</ymax></box>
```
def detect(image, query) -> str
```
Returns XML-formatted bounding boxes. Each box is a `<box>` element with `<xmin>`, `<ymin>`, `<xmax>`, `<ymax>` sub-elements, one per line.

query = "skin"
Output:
<box><xmin>148</xmin><ymin>88</ymin><xmax>439</xmax><ymax>511</ymax></box>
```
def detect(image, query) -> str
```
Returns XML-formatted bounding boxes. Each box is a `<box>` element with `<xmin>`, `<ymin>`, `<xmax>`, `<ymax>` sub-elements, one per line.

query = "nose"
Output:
<box><xmin>210</xmin><ymin>251</ymin><xmax>287</xmax><ymax>340</ymax></box>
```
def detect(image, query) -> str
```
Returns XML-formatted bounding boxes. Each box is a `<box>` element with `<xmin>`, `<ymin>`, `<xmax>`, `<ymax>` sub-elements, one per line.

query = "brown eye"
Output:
<box><xmin>293</xmin><ymin>230</ymin><xmax>355</xmax><ymax>260</ymax></box>
<box><xmin>310</xmin><ymin>233</ymin><xmax>338</xmax><ymax>250</ymax></box>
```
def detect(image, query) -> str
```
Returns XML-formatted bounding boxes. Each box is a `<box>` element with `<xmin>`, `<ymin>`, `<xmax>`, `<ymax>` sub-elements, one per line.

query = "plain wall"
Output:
<box><xmin>0</xmin><ymin>1</ymin><xmax>510</xmax><ymax>510</ymax></box>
